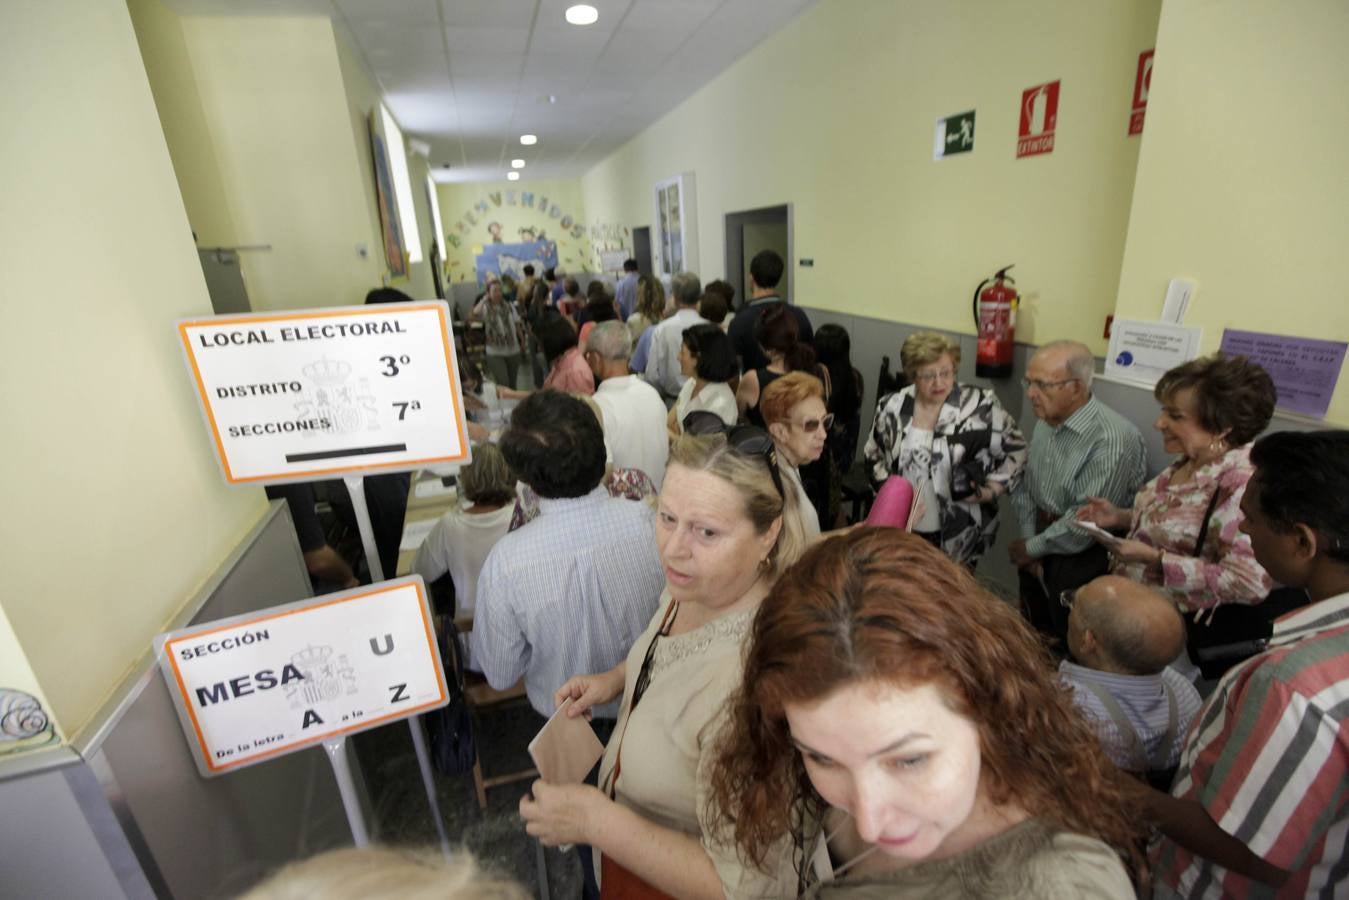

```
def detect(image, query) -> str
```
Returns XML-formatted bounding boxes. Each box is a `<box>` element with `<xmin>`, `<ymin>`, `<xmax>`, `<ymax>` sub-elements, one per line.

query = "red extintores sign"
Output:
<box><xmin>1129</xmin><ymin>50</ymin><xmax>1154</xmax><ymax>135</ymax></box>
<box><xmin>1017</xmin><ymin>80</ymin><xmax>1060</xmax><ymax>158</ymax></box>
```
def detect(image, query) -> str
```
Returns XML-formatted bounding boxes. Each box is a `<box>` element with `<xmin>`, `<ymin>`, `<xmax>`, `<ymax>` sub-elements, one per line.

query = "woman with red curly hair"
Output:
<box><xmin>708</xmin><ymin>528</ymin><xmax>1144</xmax><ymax>897</ymax></box>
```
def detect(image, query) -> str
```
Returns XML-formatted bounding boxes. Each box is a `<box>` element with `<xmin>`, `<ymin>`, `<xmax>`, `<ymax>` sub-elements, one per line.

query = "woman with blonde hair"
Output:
<box><xmin>627</xmin><ymin>273</ymin><xmax>666</xmax><ymax>345</ymax></box>
<box><xmin>709</xmin><ymin>528</ymin><xmax>1144</xmax><ymax>898</ymax></box>
<box><xmin>237</xmin><ymin>846</ymin><xmax>528</xmax><ymax>900</ymax></box>
<box><xmin>863</xmin><ymin>331</ymin><xmax>1025</xmax><ymax>568</ymax></box>
<box><xmin>412</xmin><ymin>443</ymin><xmax>515</xmax><ymax>616</ymax></box>
<box><xmin>519</xmin><ymin>426</ymin><xmax>806</xmax><ymax>899</ymax></box>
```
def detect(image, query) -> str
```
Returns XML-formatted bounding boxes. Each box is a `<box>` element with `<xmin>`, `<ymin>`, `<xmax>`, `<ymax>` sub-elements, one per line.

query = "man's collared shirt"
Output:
<box><xmin>1059</xmin><ymin>661</ymin><xmax>1202</xmax><ymax>771</ymax></box>
<box><xmin>1155</xmin><ymin>592</ymin><xmax>1349</xmax><ymax>898</ymax></box>
<box><xmin>470</xmin><ymin>486</ymin><xmax>664</xmax><ymax>719</ymax></box>
<box><xmin>593</xmin><ymin>375</ymin><xmax>670</xmax><ymax>489</ymax></box>
<box><xmin>615</xmin><ymin>272</ymin><xmax>639</xmax><ymax>320</ymax></box>
<box><xmin>644</xmin><ymin>307</ymin><xmax>706</xmax><ymax>398</ymax></box>
<box><xmin>1011</xmin><ymin>394</ymin><xmax>1146</xmax><ymax>559</ymax></box>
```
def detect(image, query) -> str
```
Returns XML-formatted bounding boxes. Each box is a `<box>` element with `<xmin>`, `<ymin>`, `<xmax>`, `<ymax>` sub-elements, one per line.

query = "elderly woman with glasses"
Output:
<box><xmin>519</xmin><ymin>425</ymin><xmax>807</xmax><ymax>899</ymax></box>
<box><xmin>759</xmin><ymin>371</ymin><xmax>832</xmax><ymax>540</ymax></box>
<box><xmin>863</xmin><ymin>332</ymin><xmax>1027</xmax><ymax>568</ymax></box>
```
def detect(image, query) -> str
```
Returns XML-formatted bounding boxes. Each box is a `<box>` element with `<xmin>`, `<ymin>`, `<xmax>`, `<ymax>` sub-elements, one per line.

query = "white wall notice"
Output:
<box><xmin>1105</xmin><ymin>319</ymin><xmax>1204</xmax><ymax>387</ymax></box>
<box><xmin>178</xmin><ymin>302</ymin><xmax>470</xmax><ymax>484</ymax></box>
<box><xmin>155</xmin><ymin>577</ymin><xmax>447</xmax><ymax>777</ymax></box>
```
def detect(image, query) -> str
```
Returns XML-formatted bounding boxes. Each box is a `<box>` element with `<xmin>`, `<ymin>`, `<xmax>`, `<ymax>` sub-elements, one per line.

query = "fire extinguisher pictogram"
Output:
<box><xmin>972</xmin><ymin>265</ymin><xmax>1018</xmax><ymax>378</ymax></box>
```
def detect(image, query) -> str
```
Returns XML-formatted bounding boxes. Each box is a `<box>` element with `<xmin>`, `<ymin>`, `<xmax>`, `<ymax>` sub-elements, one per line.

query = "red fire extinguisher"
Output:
<box><xmin>972</xmin><ymin>265</ymin><xmax>1017</xmax><ymax>378</ymax></box>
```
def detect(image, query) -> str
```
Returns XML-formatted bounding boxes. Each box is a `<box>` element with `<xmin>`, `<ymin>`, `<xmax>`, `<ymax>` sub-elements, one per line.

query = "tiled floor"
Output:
<box><xmin>353</xmin><ymin>701</ymin><xmax>584</xmax><ymax>899</ymax></box>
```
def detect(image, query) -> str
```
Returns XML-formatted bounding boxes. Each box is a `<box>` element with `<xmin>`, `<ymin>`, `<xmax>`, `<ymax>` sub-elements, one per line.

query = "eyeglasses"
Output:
<box><xmin>1059</xmin><ymin>588</ymin><xmax>1077</xmax><ymax>609</ymax></box>
<box><xmin>681</xmin><ymin>411</ymin><xmax>784</xmax><ymax>500</ymax></box>
<box><xmin>797</xmin><ymin>413</ymin><xmax>835</xmax><ymax>433</ymax></box>
<box><xmin>1022</xmin><ymin>377</ymin><xmax>1079</xmax><ymax>393</ymax></box>
<box><xmin>630</xmin><ymin>599</ymin><xmax>679</xmax><ymax>714</ymax></box>
<box><xmin>914</xmin><ymin>369</ymin><xmax>955</xmax><ymax>384</ymax></box>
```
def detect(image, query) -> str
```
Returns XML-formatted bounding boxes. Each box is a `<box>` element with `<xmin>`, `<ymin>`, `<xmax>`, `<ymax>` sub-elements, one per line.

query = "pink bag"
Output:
<box><xmin>866</xmin><ymin>476</ymin><xmax>917</xmax><ymax>530</ymax></box>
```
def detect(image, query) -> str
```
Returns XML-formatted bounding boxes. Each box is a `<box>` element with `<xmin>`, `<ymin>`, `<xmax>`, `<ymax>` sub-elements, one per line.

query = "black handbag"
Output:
<box><xmin>423</xmin><ymin>617</ymin><xmax>477</xmax><ymax>777</ymax></box>
<box><xmin>1184</xmin><ymin>490</ymin><xmax>1308</xmax><ymax>680</ymax></box>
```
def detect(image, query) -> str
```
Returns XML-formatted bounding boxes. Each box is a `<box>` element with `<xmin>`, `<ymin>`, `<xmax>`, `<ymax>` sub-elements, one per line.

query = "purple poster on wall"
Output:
<box><xmin>1219</xmin><ymin>329</ymin><xmax>1347</xmax><ymax>418</ymax></box>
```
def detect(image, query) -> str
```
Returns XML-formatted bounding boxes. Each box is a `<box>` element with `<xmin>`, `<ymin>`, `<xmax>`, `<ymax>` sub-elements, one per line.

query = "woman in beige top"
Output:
<box><xmin>519</xmin><ymin>426</ymin><xmax>807</xmax><ymax>899</ymax></box>
<box><xmin>709</xmin><ymin>529</ymin><xmax>1147</xmax><ymax>898</ymax></box>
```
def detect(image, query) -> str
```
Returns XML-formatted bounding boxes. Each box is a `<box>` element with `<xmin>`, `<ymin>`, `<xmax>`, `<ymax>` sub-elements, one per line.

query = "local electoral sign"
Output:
<box><xmin>155</xmin><ymin>577</ymin><xmax>448</xmax><ymax>777</ymax></box>
<box><xmin>178</xmin><ymin>302</ymin><xmax>469</xmax><ymax>484</ymax></box>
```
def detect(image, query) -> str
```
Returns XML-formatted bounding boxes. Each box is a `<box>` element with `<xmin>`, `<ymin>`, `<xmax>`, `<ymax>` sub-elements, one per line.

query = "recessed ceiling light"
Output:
<box><xmin>507</xmin><ymin>171</ymin><xmax>520</xmax><ymax>181</ymax></box>
<box><xmin>565</xmin><ymin>4</ymin><xmax>599</xmax><ymax>26</ymax></box>
<box><xmin>519</xmin><ymin>134</ymin><xmax>538</xmax><ymax>146</ymax></box>
<box><xmin>511</xmin><ymin>159</ymin><xmax>526</xmax><ymax>169</ymax></box>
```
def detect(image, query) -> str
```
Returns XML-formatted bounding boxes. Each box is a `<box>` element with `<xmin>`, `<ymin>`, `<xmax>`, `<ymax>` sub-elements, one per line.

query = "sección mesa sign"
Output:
<box><xmin>155</xmin><ymin>577</ymin><xmax>447</xmax><ymax>777</ymax></box>
<box><xmin>177</xmin><ymin>302</ymin><xmax>470</xmax><ymax>484</ymax></box>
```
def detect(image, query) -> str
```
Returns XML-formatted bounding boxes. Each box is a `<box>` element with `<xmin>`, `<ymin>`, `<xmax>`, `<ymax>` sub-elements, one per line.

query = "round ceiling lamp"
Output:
<box><xmin>564</xmin><ymin>5</ymin><xmax>599</xmax><ymax>26</ymax></box>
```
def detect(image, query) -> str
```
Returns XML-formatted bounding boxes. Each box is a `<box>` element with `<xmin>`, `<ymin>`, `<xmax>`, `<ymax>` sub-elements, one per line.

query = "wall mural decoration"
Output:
<box><xmin>443</xmin><ymin>189</ymin><xmax>594</xmax><ymax>280</ymax></box>
<box><xmin>475</xmin><ymin>240</ymin><xmax>559</xmax><ymax>287</ymax></box>
<box><xmin>367</xmin><ymin>114</ymin><xmax>409</xmax><ymax>281</ymax></box>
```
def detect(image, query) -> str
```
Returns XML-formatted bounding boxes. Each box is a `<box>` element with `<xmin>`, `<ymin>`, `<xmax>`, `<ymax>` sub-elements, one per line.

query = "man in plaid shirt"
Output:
<box><xmin>1148</xmin><ymin>430</ymin><xmax>1349</xmax><ymax>898</ymax></box>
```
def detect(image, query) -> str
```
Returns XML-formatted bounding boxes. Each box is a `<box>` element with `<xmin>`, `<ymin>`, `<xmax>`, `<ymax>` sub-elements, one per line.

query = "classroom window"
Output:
<box><xmin>380</xmin><ymin>104</ymin><xmax>422</xmax><ymax>264</ymax></box>
<box><xmin>426</xmin><ymin>172</ymin><xmax>446</xmax><ymax>265</ymax></box>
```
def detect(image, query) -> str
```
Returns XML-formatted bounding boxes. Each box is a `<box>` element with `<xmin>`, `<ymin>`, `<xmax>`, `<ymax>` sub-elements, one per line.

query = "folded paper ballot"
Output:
<box><xmin>528</xmin><ymin>698</ymin><xmax>605</xmax><ymax>785</ymax></box>
<box><xmin>1071</xmin><ymin>520</ymin><xmax>1124</xmax><ymax>549</ymax></box>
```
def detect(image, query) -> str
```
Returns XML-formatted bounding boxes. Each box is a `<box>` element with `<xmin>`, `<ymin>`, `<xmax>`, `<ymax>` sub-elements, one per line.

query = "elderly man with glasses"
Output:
<box><xmin>1009</xmin><ymin>340</ymin><xmax>1146</xmax><ymax>648</ymax></box>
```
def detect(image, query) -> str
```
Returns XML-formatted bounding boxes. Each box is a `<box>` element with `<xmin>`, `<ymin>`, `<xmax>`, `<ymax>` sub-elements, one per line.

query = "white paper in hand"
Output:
<box><xmin>1072</xmin><ymin>520</ymin><xmax>1124</xmax><ymax>549</ymax></box>
<box><xmin>528</xmin><ymin>698</ymin><xmax>605</xmax><ymax>784</ymax></box>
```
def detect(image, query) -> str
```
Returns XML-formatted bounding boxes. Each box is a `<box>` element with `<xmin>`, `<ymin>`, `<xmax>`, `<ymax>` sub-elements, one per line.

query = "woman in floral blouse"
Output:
<box><xmin>1077</xmin><ymin>354</ymin><xmax>1276</xmax><ymax>613</ymax></box>
<box><xmin>863</xmin><ymin>332</ymin><xmax>1026</xmax><ymax>568</ymax></box>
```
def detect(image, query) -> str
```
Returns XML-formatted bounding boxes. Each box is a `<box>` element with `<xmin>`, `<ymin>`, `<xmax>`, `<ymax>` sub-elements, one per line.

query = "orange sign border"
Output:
<box><xmin>178</xmin><ymin>302</ymin><xmax>469</xmax><ymax>484</ymax></box>
<box><xmin>163</xmin><ymin>578</ymin><xmax>447</xmax><ymax>774</ymax></box>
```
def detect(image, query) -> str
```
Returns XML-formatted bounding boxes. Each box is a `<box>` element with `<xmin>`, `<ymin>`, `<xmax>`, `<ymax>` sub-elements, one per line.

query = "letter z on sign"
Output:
<box><xmin>154</xmin><ymin>577</ymin><xmax>447</xmax><ymax>777</ymax></box>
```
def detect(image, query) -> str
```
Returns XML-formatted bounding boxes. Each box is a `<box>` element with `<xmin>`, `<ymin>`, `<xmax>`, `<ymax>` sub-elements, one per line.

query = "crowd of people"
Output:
<box><xmin>301</xmin><ymin>251</ymin><xmax>1349</xmax><ymax>900</ymax></box>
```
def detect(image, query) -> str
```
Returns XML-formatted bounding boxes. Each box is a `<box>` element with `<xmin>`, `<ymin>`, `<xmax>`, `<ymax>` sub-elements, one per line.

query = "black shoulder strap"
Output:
<box><xmin>1192</xmin><ymin>489</ymin><xmax>1223</xmax><ymax>557</ymax></box>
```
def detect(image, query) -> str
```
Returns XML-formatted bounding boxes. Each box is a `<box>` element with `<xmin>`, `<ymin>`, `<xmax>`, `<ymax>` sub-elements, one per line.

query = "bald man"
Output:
<box><xmin>1060</xmin><ymin>575</ymin><xmax>1202</xmax><ymax>776</ymax></box>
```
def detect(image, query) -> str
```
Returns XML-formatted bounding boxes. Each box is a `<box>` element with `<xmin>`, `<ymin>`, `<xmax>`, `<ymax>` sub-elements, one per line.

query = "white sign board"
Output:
<box><xmin>155</xmin><ymin>577</ymin><xmax>447</xmax><ymax>777</ymax></box>
<box><xmin>178</xmin><ymin>302</ymin><xmax>470</xmax><ymax>484</ymax></box>
<box><xmin>1105</xmin><ymin>318</ymin><xmax>1203</xmax><ymax>387</ymax></box>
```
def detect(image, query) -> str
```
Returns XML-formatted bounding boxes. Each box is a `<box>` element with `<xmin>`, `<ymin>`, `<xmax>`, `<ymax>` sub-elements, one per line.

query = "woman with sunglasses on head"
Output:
<box><xmin>709</xmin><ymin>528</ymin><xmax>1144</xmax><ymax>898</ymax></box>
<box><xmin>519</xmin><ymin>425</ymin><xmax>807</xmax><ymax>899</ymax></box>
<box><xmin>760</xmin><ymin>372</ymin><xmax>832</xmax><ymax>540</ymax></box>
<box><xmin>863</xmin><ymin>332</ymin><xmax>1026</xmax><ymax>568</ymax></box>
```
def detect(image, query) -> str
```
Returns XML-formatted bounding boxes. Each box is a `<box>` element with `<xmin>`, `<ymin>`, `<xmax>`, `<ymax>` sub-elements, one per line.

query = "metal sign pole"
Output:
<box><xmin>342</xmin><ymin>476</ymin><xmax>449</xmax><ymax>857</ymax></box>
<box><xmin>408</xmin><ymin>715</ymin><xmax>452</xmax><ymax>857</ymax></box>
<box><xmin>323</xmin><ymin>737</ymin><xmax>370</xmax><ymax>847</ymax></box>
<box><xmin>343</xmin><ymin>475</ymin><xmax>385</xmax><ymax>583</ymax></box>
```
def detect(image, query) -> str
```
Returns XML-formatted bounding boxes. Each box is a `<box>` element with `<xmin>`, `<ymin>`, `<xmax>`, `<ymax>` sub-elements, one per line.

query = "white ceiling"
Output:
<box><xmin>161</xmin><ymin>0</ymin><xmax>819</xmax><ymax>182</ymax></box>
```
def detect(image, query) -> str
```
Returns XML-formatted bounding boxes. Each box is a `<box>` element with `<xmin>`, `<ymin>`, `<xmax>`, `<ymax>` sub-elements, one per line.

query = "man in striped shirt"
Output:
<box><xmin>1150</xmin><ymin>430</ymin><xmax>1349</xmax><ymax>898</ymax></box>
<box><xmin>1010</xmin><ymin>340</ymin><xmax>1147</xmax><ymax>646</ymax></box>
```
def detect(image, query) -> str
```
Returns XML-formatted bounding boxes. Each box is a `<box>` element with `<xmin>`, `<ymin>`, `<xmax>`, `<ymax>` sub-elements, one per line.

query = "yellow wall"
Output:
<box><xmin>128</xmin><ymin>0</ymin><xmax>237</xmax><ymax>248</ymax></box>
<box><xmin>177</xmin><ymin>15</ymin><xmax>383</xmax><ymax>310</ymax></box>
<box><xmin>437</xmin><ymin>178</ymin><xmax>592</xmax><ymax>283</ymax></box>
<box><xmin>0</xmin><ymin>0</ymin><xmax>264</xmax><ymax>738</ymax></box>
<box><xmin>582</xmin><ymin>0</ymin><xmax>1160</xmax><ymax>351</ymax></box>
<box><xmin>1115</xmin><ymin>0</ymin><xmax>1349</xmax><ymax>424</ymax></box>
<box><xmin>333</xmin><ymin>27</ymin><xmax>438</xmax><ymax>300</ymax></box>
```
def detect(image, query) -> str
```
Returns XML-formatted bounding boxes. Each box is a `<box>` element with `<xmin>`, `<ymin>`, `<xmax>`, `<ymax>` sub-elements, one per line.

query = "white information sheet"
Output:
<box><xmin>178</xmin><ymin>302</ymin><xmax>470</xmax><ymax>484</ymax></box>
<box><xmin>1104</xmin><ymin>319</ymin><xmax>1203</xmax><ymax>387</ymax></box>
<box><xmin>155</xmin><ymin>577</ymin><xmax>447</xmax><ymax>777</ymax></box>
